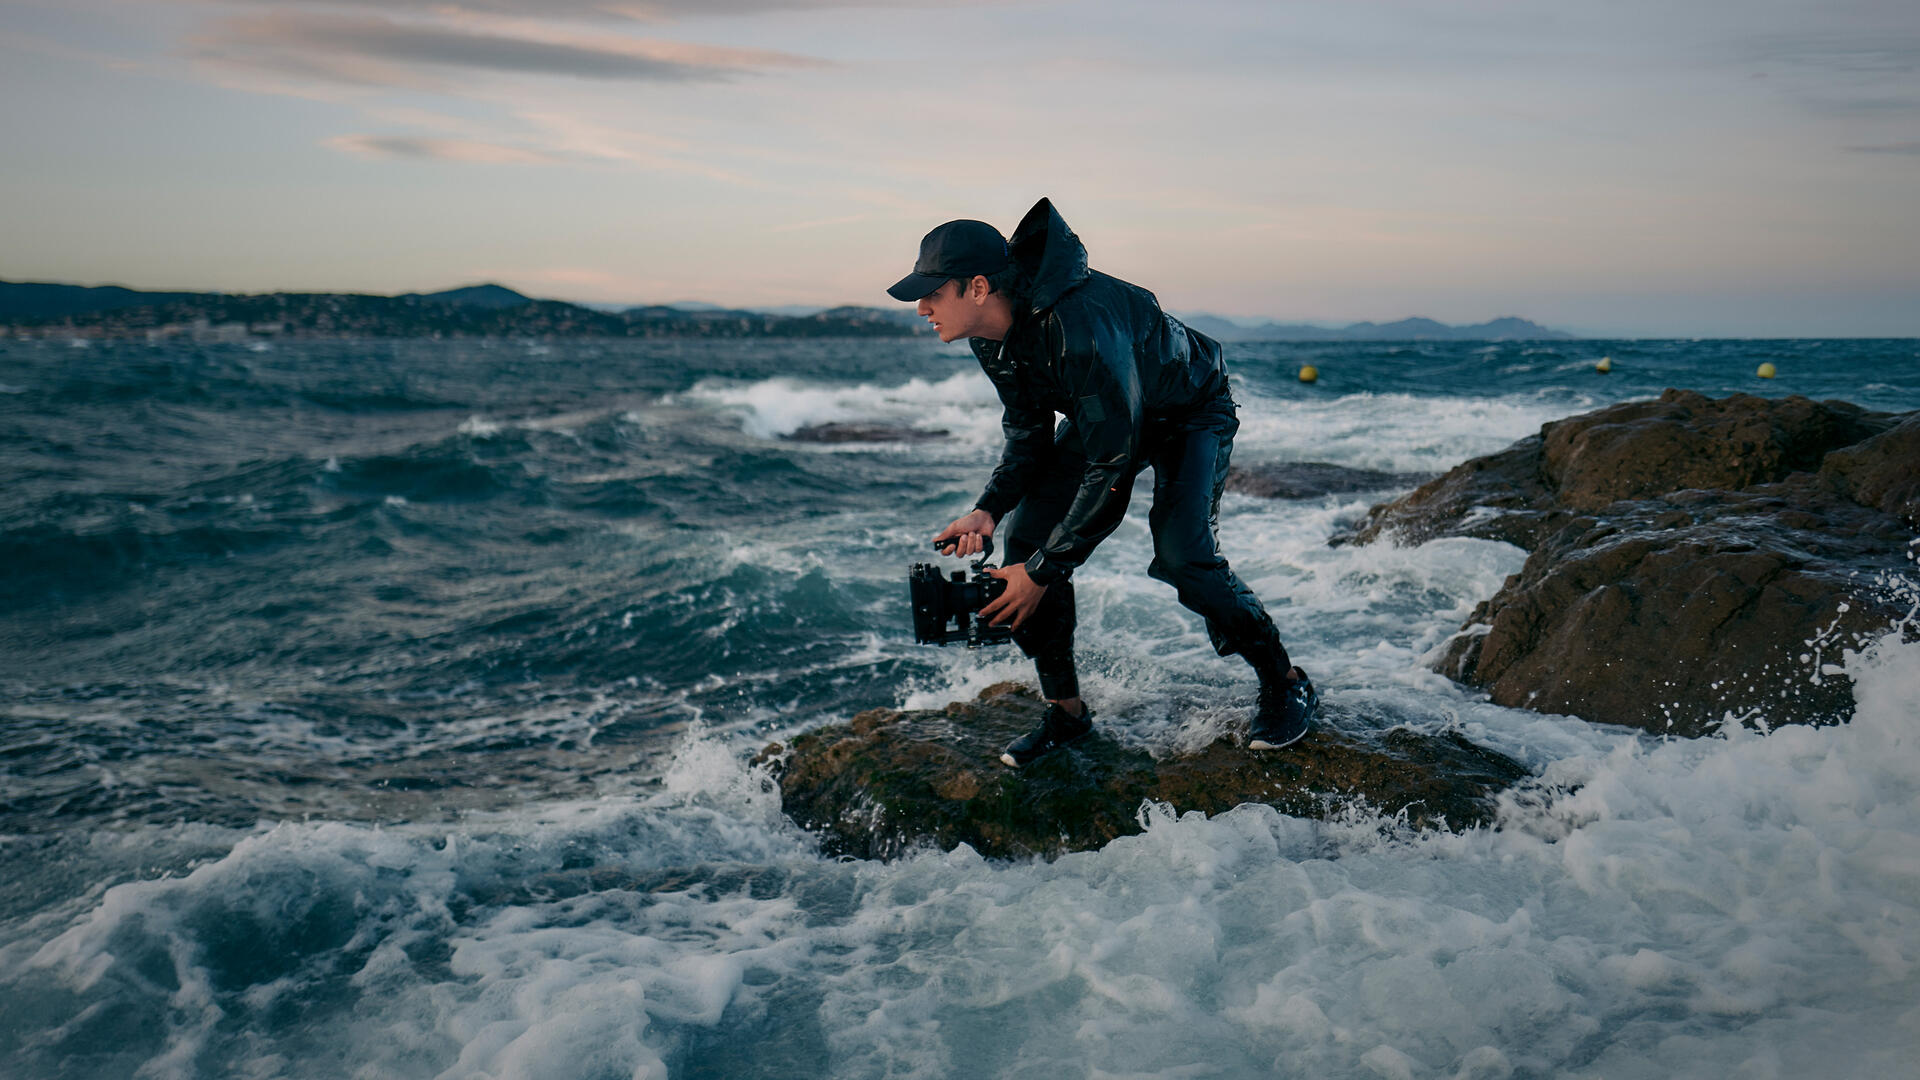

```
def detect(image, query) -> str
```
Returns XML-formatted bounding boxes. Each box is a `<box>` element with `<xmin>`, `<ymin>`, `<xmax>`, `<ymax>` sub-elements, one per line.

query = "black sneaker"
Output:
<box><xmin>1249</xmin><ymin>668</ymin><xmax>1317</xmax><ymax>750</ymax></box>
<box><xmin>1000</xmin><ymin>703</ymin><xmax>1094</xmax><ymax>768</ymax></box>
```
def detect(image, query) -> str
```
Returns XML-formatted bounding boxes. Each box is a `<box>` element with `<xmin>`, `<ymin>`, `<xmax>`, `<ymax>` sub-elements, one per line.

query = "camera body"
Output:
<box><xmin>909</xmin><ymin>539</ymin><xmax>1014</xmax><ymax>648</ymax></box>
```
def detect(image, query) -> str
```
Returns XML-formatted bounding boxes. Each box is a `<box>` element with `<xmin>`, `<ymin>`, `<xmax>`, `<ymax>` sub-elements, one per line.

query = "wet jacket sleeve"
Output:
<box><xmin>1024</xmin><ymin>317</ymin><xmax>1142</xmax><ymax>586</ymax></box>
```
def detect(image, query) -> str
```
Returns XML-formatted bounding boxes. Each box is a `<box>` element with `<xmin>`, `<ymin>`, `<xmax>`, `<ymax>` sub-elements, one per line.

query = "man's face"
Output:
<box><xmin>916</xmin><ymin>278</ymin><xmax>980</xmax><ymax>343</ymax></box>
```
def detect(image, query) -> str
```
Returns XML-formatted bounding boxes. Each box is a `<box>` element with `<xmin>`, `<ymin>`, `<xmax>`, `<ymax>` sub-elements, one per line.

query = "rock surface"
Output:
<box><xmin>1227</xmin><ymin>461</ymin><xmax>1435</xmax><ymax>500</ymax></box>
<box><xmin>757</xmin><ymin>683</ymin><xmax>1529</xmax><ymax>860</ymax></box>
<box><xmin>1347</xmin><ymin>390</ymin><xmax>1918</xmax><ymax>735</ymax></box>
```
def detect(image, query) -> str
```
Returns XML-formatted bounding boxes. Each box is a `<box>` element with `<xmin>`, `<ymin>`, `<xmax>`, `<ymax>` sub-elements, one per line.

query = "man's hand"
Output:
<box><xmin>980</xmin><ymin>563</ymin><xmax>1047</xmax><ymax>630</ymax></box>
<box><xmin>933</xmin><ymin>508</ymin><xmax>996</xmax><ymax>557</ymax></box>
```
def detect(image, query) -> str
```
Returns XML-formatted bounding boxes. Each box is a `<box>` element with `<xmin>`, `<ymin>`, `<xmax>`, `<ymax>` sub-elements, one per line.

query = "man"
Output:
<box><xmin>887</xmin><ymin>197</ymin><xmax>1317</xmax><ymax>767</ymax></box>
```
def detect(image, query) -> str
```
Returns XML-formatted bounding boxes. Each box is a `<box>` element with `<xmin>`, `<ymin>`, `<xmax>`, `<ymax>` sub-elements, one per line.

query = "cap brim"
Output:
<box><xmin>886</xmin><ymin>271</ymin><xmax>948</xmax><ymax>302</ymax></box>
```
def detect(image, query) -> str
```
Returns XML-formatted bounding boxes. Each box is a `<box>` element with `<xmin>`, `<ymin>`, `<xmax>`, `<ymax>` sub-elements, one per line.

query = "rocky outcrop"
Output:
<box><xmin>1226</xmin><ymin>462</ymin><xmax>1435</xmax><ymax>500</ymax></box>
<box><xmin>1347</xmin><ymin>390</ymin><xmax>1917</xmax><ymax>735</ymax></box>
<box><xmin>757</xmin><ymin>683</ymin><xmax>1529</xmax><ymax>860</ymax></box>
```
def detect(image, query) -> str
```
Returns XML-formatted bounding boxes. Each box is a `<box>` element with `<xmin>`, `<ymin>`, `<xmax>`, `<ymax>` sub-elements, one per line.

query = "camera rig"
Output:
<box><xmin>908</xmin><ymin>537</ymin><xmax>1014</xmax><ymax>648</ymax></box>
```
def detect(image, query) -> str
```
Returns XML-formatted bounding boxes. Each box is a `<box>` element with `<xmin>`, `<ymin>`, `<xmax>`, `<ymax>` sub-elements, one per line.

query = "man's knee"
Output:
<box><xmin>1148</xmin><ymin>538</ymin><xmax>1222</xmax><ymax>586</ymax></box>
<box><xmin>1011</xmin><ymin>579</ymin><xmax>1075</xmax><ymax>655</ymax></box>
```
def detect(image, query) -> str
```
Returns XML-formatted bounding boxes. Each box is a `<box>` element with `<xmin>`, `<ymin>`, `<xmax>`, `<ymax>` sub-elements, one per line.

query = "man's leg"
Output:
<box><xmin>1145</xmin><ymin>400</ymin><xmax>1316</xmax><ymax>747</ymax></box>
<box><xmin>993</xmin><ymin>421</ymin><xmax>1118</xmax><ymax>766</ymax></box>
<box><xmin>999</xmin><ymin>421</ymin><xmax>1086</xmax><ymax>713</ymax></box>
<box><xmin>1144</xmin><ymin>403</ymin><xmax>1283</xmax><ymax>658</ymax></box>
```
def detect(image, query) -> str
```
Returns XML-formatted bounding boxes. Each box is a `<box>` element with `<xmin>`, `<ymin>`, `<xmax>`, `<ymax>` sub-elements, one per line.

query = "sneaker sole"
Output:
<box><xmin>999</xmin><ymin>726</ymin><xmax>1090</xmax><ymax>768</ymax></box>
<box><xmin>1247</xmin><ymin>727</ymin><xmax>1308</xmax><ymax>751</ymax></box>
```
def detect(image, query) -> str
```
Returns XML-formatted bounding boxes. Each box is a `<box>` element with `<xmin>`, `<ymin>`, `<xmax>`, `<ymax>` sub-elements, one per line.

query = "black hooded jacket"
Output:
<box><xmin>971</xmin><ymin>199</ymin><xmax>1230</xmax><ymax>585</ymax></box>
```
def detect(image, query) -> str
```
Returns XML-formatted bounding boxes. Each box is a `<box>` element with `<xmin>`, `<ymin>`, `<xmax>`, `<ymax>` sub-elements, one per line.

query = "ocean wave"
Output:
<box><xmin>1231</xmin><ymin>389</ymin><xmax>1592</xmax><ymax>473</ymax></box>
<box><xmin>0</xmin><ymin>518</ymin><xmax>294</xmax><ymax>602</ymax></box>
<box><xmin>294</xmin><ymin>385</ymin><xmax>468</xmax><ymax>411</ymax></box>
<box><xmin>6</xmin><ymin>633</ymin><xmax>1918</xmax><ymax>1079</ymax></box>
<box><xmin>6</xmin><ymin>337</ymin><xmax>1917</xmax><ymax>1077</ymax></box>
<box><xmin>325</xmin><ymin>450</ymin><xmax>525</xmax><ymax>502</ymax></box>
<box><xmin>676</xmin><ymin>370</ymin><xmax>1001</xmax><ymax>442</ymax></box>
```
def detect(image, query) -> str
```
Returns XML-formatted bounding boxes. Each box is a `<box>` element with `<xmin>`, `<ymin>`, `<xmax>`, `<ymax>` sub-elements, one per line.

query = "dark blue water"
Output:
<box><xmin>4</xmin><ymin>335</ymin><xmax>1915</xmax><ymax>833</ymax></box>
<box><xmin>2</xmin><ymin>334</ymin><xmax>1916</xmax><ymax>1079</ymax></box>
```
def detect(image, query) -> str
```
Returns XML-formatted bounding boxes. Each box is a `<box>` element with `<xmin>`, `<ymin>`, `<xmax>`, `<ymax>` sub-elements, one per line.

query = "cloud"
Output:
<box><xmin>1846</xmin><ymin>141</ymin><xmax>1920</xmax><ymax>154</ymax></box>
<box><xmin>321</xmin><ymin>115</ymin><xmax>764</xmax><ymax>185</ymax></box>
<box><xmin>1737</xmin><ymin>31</ymin><xmax>1920</xmax><ymax>115</ymax></box>
<box><xmin>189</xmin><ymin>10</ymin><xmax>827</xmax><ymax>90</ymax></box>
<box><xmin>1742</xmin><ymin>34</ymin><xmax>1920</xmax><ymax>76</ymax></box>
<box><xmin>323</xmin><ymin>134</ymin><xmax>566</xmax><ymax>164</ymax></box>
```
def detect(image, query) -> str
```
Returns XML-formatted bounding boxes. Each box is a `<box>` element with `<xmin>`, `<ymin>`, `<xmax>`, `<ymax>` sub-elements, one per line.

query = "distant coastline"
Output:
<box><xmin>1175</xmin><ymin>312</ymin><xmax>1574</xmax><ymax>343</ymax></box>
<box><xmin>1</xmin><ymin>279</ymin><xmax>1579</xmax><ymax>342</ymax></box>
<box><xmin>0</xmin><ymin>281</ymin><xmax>922</xmax><ymax>341</ymax></box>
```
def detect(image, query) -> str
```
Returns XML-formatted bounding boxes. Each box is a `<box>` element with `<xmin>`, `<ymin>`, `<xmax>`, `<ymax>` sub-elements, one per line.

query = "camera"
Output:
<box><xmin>909</xmin><ymin>537</ymin><xmax>1014</xmax><ymax>648</ymax></box>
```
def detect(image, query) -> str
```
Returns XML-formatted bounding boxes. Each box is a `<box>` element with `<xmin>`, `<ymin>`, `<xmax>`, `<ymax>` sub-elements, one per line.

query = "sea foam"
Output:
<box><xmin>8</xmin><ymin>631</ymin><xmax>1915</xmax><ymax>1079</ymax></box>
<box><xmin>1231</xmin><ymin>388</ymin><xmax>1589</xmax><ymax>473</ymax></box>
<box><xmin>677</xmin><ymin>371</ymin><xmax>1001</xmax><ymax>443</ymax></box>
<box><xmin>6</xmin><ymin>339</ymin><xmax>1917</xmax><ymax>1079</ymax></box>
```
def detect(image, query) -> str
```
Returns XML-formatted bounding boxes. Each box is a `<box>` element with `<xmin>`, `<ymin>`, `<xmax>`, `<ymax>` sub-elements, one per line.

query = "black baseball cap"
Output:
<box><xmin>886</xmin><ymin>219</ymin><xmax>1011</xmax><ymax>301</ymax></box>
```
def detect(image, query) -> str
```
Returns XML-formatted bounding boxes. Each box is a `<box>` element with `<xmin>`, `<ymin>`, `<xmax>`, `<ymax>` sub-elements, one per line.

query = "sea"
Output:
<box><xmin>2</xmin><ymin>334</ymin><xmax>1918</xmax><ymax>1079</ymax></box>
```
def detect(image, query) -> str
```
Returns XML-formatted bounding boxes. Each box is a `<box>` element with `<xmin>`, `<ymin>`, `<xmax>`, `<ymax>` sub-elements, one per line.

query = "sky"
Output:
<box><xmin>1</xmin><ymin>0</ymin><xmax>1916</xmax><ymax>337</ymax></box>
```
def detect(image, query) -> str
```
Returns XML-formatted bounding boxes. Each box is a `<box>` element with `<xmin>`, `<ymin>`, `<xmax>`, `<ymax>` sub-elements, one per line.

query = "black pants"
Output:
<box><xmin>999</xmin><ymin>396</ymin><xmax>1280</xmax><ymax>701</ymax></box>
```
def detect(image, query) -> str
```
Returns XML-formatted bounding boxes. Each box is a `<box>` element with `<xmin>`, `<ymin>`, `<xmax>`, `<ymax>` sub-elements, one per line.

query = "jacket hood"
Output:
<box><xmin>1008</xmin><ymin>197</ymin><xmax>1088</xmax><ymax>315</ymax></box>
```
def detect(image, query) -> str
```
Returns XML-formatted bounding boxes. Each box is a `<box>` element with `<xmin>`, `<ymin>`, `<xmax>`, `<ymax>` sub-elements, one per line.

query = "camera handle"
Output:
<box><xmin>930</xmin><ymin>536</ymin><xmax>994</xmax><ymax>566</ymax></box>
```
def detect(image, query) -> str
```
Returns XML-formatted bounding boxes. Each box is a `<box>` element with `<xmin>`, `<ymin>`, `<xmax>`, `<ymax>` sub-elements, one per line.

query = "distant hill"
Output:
<box><xmin>0</xmin><ymin>281</ymin><xmax>207</xmax><ymax>320</ymax></box>
<box><xmin>408</xmin><ymin>284</ymin><xmax>533</xmax><ymax>309</ymax></box>
<box><xmin>1180</xmin><ymin>313</ymin><xmax>1575</xmax><ymax>341</ymax></box>
<box><xmin>0</xmin><ymin>280</ymin><xmax>926</xmax><ymax>340</ymax></box>
<box><xmin>2</xmin><ymin>279</ymin><xmax>1574</xmax><ymax>342</ymax></box>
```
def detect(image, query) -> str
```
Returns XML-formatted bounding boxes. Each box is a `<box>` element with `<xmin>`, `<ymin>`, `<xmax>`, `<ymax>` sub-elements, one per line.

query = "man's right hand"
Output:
<box><xmin>933</xmin><ymin>508</ymin><xmax>997</xmax><ymax>557</ymax></box>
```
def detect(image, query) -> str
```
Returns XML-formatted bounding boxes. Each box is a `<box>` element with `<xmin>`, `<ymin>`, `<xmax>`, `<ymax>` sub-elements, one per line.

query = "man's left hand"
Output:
<box><xmin>980</xmin><ymin>563</ymin><xmax>1047</xmax><ymax>630</ymax></box>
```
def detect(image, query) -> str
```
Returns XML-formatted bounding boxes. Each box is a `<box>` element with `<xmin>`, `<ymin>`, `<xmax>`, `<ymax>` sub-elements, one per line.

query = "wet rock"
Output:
<box><xmin>1335</xmin><ymin>434</ymin><xmax>1573</xmax><ymax>551</ymax></box>
<box><xmin>1227</xmin><ymin>461</ymin><xmax>1434</xmax><ymax>500</ymax></box>
<box><xmin>1538</xmin><ymin>390</ymin><xmax>1888</xmax><ymax>511</ymax></box>
<box><xmin>1349</xmin><ymin>390</ymin><xmax>1917</xmax><ymax>734</ymax></box>
<box><xmin>784</xmin><ymin>422</ymin><xmax>949</xmax><ymax>443</ymax></box>
<box><xmin>1820</xmin><ymin>413</ymin><xmax>1920</xmax><ymax>523</ymax></box>
<box><xmin>1345</xmin><ymin>390</ymin><xmax>1896</xmax><ymax>550</ymax></box>
<box><xmin>756</xmin><ymin>683</ymin><xmax>1529</xmax><ymax>860</ymax></box>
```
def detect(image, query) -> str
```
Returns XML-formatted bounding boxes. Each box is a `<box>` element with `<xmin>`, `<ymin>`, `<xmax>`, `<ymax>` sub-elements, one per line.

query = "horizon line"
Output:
<box><xmin>5</xmin><ymin>276</ymin><xmax>1918</xmax><ymax>341</ymax></box>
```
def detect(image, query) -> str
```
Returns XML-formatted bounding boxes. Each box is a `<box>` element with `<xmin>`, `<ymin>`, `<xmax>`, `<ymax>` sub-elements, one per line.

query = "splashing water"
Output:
<box><xmin>2</xmin><ymin>337</ymin><xmax>1917</xmax><ymax>1077</ymax></box>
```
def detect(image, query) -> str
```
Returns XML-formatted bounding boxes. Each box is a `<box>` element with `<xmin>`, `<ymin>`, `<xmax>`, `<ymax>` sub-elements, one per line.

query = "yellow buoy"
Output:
<box><xmin>1757</xmin><ymin>362</ymin><xmax>1777</xmax><ymax>379</ymax></box>
<box><xmin>1596</xmin><ymin>357</ymin><xmax>1612</xmax><ymax>374</ymax></box>
<box><xmin>1299</xmin><ymin>365</ymin><xmax>1319</xmax><ymax>384</ymax></box>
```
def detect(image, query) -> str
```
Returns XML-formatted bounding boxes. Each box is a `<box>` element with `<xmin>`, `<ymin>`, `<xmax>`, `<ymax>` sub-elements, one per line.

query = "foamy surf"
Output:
<box><xmin>1229</xmin><ymin>387</ymin><xmax>1592</xmax><ymax>474</ymax></box>
<box><xmin>5</xmin><ymin>631</ymin><xmax>1916</xmax><ymax>1079</ymax></box>
<box><xmin>4</xmin><ymin>336</ymin><xmax>1917</xmax><ymax>1078</ymax></box>
<box><xmin>677</xmin><ymin>370</ymin><xmax>1002</xmax><ymax>442</ymax></box>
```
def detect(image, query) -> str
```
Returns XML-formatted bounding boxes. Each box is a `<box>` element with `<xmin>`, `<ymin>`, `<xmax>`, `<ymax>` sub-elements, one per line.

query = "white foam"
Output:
<box><xmin>676</xmin><ymin>371</ymin><xmax>1002</xmax><ymax>443</ymax></box>
<box><xmin>7</xmin><ymin>787</ymin><xmax>815</xmax><ymax>1078</ymax></box>
<box><xmin>1231</xmin><ymin>389</ymin><xmax>1589</xmax><ymax>473</ymax></box>
<box><xmin>834</xmin><ymin>634</ymin><xmax>1920</xmax><ymax>1077</ymax></box>
<box><xmin>9</xmin><ymin>631</ymin><xmax>1920</xmax><ymax>1077</ymax></box>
